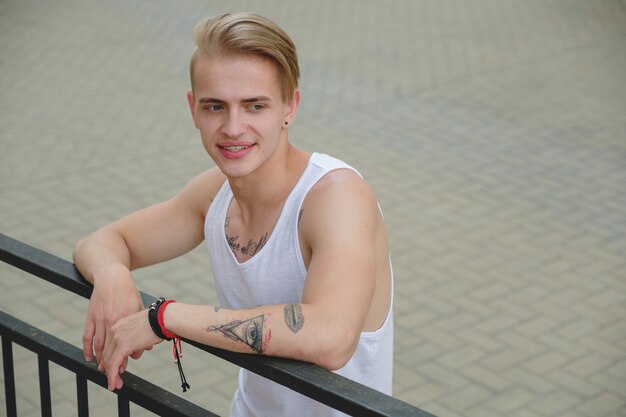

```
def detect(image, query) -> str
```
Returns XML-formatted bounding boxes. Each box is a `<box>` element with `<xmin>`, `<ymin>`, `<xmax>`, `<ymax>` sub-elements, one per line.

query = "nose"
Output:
<box><xmin>221</xmin><ymin>109</ymin><xmax>246</xmax><ymax>138</ymax></box>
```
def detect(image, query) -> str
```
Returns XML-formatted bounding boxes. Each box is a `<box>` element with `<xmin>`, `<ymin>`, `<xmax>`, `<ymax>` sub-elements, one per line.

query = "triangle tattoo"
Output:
<box><xmin>207</xmin><ymin>315</ymin><xmax>265</xmax><ymax>353</ymax></box>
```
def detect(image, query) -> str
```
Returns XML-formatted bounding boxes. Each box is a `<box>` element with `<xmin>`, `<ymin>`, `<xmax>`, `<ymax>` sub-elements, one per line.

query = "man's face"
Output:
<box><xmin>188</xmin><ymin>54</ymin><xmax>297</xmax><ymax>179</ymax></box>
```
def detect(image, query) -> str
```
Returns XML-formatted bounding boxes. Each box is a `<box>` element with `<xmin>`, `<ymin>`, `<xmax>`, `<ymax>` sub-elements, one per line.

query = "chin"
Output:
<box><xmin>216</xmin><ymin>160</ymin><xmax>257</xmax><ymax>179</ymax></box>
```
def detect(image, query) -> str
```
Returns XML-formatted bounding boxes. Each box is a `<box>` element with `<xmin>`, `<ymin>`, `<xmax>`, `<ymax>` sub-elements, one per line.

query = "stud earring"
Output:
<box><xmin>284</xmin><ymin>121</ymin><xmax>288</xmax><ymax>126</ymax></box>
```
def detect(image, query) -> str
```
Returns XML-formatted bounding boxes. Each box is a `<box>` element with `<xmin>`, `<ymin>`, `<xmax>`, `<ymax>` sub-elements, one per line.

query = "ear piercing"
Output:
<box><xmin>284</xmin><ymin>121</ymin><xmax>288</xmax><ymax>126</ymax></box>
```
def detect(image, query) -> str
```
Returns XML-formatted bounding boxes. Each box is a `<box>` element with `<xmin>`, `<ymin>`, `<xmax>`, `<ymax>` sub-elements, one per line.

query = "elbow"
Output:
<box><xmin>316</xmin><ymin>354</ymin><xmax>351</xmax><ymax>372</ymax></box>
<box><xmin>310</xmin><ymin>327</ymin><xmax>360</xmax><ymax>371</ymax></box>
<box><xmin>72</xmin><ymin>238</ymin><xmax>87</xmax><ymax>265</ymax></box>
<box><xmin>73</xmin><ymin>238</ymin><xmax>85</xmax><ymax>257</ymax></box>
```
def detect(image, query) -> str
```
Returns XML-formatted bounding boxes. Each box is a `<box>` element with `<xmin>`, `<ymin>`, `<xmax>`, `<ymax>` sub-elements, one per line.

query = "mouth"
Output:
<box><xmin>220</xmin><ymin>145</ymin><xmax>251</xmax><ymax>152</ymax></box>
<box><xmin>217</xmin><ymin>143</ymin><xmax>256</xmax><ymax>159</ymax></box>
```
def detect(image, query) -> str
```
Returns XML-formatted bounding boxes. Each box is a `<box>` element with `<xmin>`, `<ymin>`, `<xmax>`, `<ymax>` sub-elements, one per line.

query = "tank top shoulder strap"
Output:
<box><xmin>291</xmin><ymin>153</ymin><xmax>362</xmax><ymax>204</ymax></box>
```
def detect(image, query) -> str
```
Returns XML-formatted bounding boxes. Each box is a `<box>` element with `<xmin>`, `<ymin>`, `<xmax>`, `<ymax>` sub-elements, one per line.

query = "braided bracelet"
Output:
<box><xmin>147</xmin><ymin>297</ymin><xmax>190</xmax><ymax>392</ymax></box>
<box><xmin>148</xmin><ymin>297</ymin><xmax>170</xmax><ymax>340</ymax></box>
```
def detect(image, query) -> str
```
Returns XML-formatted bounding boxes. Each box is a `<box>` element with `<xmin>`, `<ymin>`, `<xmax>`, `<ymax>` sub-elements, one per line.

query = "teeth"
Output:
<box><xmin>223</xmin><ymin>145</ymin><xmax>249</xmax><ymax>152</ymax></box>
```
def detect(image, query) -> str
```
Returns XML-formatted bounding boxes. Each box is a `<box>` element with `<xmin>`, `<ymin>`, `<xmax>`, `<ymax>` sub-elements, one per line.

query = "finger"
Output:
<box><xmin>82</xmin><ymin>319</ymin><xmax>96</xmax><ymax>362</ymax></box>
<box><xmin>106</xmin><ymin>348</ymin><xmax>126</xmax><ymax>391</ymax></box>
<box><xmin>119</xmin><ymin>356</ymin><xmax>129</xmax><ymax>374</ymax></box>
<box><xmin>115</xmin><ymin>373</ymin><xmax>124</xmax><ymax>391</ymax></box>
<box><xmin>107</xmin><ymin>368</ymin><xmax>123</xmax><ymax>391</ymax></box>
<box><xmin>93</xmin><ymin>322</ymin><xmax>106</xmax><ymax>365</ymax></box>
<box><xmin>99</xmin><ymin>326</ymin><xmax>113</xmax><ymax>372</ymax></box>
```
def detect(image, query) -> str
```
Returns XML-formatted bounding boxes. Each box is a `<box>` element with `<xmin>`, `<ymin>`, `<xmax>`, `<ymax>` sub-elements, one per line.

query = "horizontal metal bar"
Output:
<box><xmin>0</xmin><ymin>311</ymin><xmax>218</xmax><ymax>417</ymax></box>
<box><xmin>0</xmin><ymin>234</ymin><xmax>93</xmax><ymax>299</ymax></box>
<box><xmin>0</xmin><ymin>232</ymin><xmax>434</xmax><ymax>417</ymax></box>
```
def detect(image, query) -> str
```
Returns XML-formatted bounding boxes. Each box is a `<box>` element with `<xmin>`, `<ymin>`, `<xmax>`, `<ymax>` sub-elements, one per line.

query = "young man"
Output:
<box><xmin>74</xmin><ymin>13</ymin><xmax>393</xmax><ymax>417</ymax></box>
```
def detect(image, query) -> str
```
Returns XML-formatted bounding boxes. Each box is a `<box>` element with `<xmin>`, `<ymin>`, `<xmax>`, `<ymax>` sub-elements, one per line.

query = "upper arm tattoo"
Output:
<box><xmin>284</xmin><ymin>304</ymin><xmax>304</xmax><ymax>334</ymax></box>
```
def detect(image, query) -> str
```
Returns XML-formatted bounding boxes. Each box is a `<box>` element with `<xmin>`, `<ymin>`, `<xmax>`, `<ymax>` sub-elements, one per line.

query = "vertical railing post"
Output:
<box><xmin>2</xmin><ymin>336</ymin><xmax>17</xmax><ymax>417</ymax></box>
<box><xmin>38</xmin><ymin>355</ymin><xmax>52</xmax><ymax>417</ymax></box>
<box><xmin>117</xmin><ymin>392</ymin><xmax>130</xmax><ymax>417</ymax></box>
<box><xmin>76</xmin><ymin>374</ymin><xmax>89</xmax><ymax>417</ymax></box>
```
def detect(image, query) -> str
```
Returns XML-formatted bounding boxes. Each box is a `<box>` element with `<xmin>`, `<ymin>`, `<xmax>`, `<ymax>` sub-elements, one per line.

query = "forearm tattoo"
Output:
<box><xmin>207</xmin><ymin>315</ymin><xmax>267</xmax><ymax>353</ymax></box>
<box><xmin>284</xmin><ymin>304</ymin><xmax>305</xmax><ymax>334</ymax></box>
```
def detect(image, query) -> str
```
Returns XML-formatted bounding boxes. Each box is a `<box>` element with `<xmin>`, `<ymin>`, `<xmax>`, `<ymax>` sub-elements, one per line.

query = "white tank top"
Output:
<box><xmin>205</xmin><ymin>153</ymin><xmax>394</xmax><ymax>417</ymax></box>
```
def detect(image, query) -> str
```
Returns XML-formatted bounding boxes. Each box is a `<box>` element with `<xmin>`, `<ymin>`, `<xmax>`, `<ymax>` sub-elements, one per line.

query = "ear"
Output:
<box><xmin>284</xmin><ymin>89</ymin><xmax>301</xmax><ymax>125</ymax></box>
<box><xmin>187</xmin><ymin>89</ymin><xmax>198</xmax><ymax>127</ymax></box>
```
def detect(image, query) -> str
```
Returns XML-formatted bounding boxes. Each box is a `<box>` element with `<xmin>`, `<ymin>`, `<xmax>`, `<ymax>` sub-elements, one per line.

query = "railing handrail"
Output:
<box><xmin>0</xmin><ymin>310</ymin><xmax>219</xmax><ymax>417</ymax></box>
<box><xmin>0</xmin><ymin>233</ymin><xmax>434</xmax><ymax>417</ymax></box>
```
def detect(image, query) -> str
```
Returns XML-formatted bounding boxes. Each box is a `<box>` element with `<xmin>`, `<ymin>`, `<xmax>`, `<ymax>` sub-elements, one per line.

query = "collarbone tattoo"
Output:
<box><xmin>226</xmin><ymin>232</ymin><xmax>269</xmax><ymax>257</ymax></box>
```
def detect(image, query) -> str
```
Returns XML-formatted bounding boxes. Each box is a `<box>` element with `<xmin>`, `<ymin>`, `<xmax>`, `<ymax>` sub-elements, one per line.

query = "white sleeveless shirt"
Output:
<box><xmin>205</xmin><ymin>153</ymin><xmax>393</xmax><ymax>417</ymax></box>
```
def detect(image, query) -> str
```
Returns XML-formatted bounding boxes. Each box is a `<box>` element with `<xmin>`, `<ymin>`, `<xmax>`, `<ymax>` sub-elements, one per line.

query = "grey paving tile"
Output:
<box><xmin>1</xmin><ymin>0</ymin><xmax>625</xmax><ymax>416</ymax></box>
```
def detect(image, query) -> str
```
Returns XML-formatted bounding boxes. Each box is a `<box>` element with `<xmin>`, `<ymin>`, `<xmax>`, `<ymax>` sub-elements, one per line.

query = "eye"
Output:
<box><xmin>242</xmin><ymin>319</ymin><xmax>263</xmax><ymax>353</ymax></box>
<box><xmin>204</xmin><ymin>104</ymin><xmax>224</xmax><ymax>112</ymax></box>
<box><xmin>247</xmin><ymin>103</ymin><xmax>265</xmax><ymax>112</ymax></box>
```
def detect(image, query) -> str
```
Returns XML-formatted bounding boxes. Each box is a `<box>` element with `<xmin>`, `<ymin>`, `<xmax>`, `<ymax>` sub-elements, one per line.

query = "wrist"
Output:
<box><xmin>91</xmin><ymin>263</ymin><xmax>133</xmax><ymax>286</ymax></box>
<box><xmin>162</xmin><ymin>301</ymin><xmax>179</xmax><ymax>337</ymax></box>
<box><xmin>148</xmin><ymin>298</ymin><xmax>177</xmax><ymax>340</ymax></box>
<box><xmin>146</xmin><ymin>298</ymin><xmax>190</xmax><ymax>392</ymax></box>
<box><xmin>158</xmin><ymin>300</ymin><xmax>177</xmax><ymax>339</ymax></box>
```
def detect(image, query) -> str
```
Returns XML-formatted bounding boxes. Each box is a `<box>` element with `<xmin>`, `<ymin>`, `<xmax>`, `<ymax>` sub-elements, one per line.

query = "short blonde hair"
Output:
<box><xmin>190</xmin><ymin>13</ymin><xmax>300</xmax><ymax>102</ymax></box>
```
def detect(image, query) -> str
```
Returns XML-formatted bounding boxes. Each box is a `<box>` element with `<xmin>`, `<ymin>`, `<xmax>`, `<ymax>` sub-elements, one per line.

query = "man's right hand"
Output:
<box><xmin>82</xmin><ymin>266</ymin><xmax>144</xmax><ymax>365</ymax></box>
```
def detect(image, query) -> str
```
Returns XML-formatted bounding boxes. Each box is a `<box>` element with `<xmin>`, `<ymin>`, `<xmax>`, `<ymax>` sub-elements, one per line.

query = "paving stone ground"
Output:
<box><xmin>1</xmin><ymin>1</ymin><xmax>625</xmax><ymax>416</ymax></box>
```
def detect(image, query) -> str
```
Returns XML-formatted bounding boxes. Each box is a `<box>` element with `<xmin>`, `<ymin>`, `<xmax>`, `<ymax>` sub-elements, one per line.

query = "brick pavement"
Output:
<box><xmin>1</xmin><ymin>1</ymin><xmax>625</xmax><ymax>416</ymax></box>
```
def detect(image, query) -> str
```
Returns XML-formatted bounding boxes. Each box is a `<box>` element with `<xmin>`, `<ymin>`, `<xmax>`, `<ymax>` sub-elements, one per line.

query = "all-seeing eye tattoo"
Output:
<box><xmin>284</xmin><ymin>304</ymin><xmax>304</xmax><ymax>334</ymax></box>
<box><xmin>207</xmin><ymin>315</ymin><xmax>266</xmax><ymax>353</ymax></box>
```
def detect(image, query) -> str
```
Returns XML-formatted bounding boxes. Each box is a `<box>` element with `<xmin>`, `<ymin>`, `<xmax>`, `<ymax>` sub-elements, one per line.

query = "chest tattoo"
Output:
<box><xmin>226</xmin><ymin>232</ymin><xmax>269</xmax><ymax>257</ymax></box>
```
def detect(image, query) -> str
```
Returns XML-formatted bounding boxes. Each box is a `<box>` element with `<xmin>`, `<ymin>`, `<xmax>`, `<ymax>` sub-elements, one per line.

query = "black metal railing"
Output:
<box><xmin>0</xmin><ymin>233</ymin><xmax>434</xmax><ymax>417</ymax></box>
<box><xmin>1</xmin><ymin>310</ymin><xmax>218</xmax><ymax>417</ymax></box>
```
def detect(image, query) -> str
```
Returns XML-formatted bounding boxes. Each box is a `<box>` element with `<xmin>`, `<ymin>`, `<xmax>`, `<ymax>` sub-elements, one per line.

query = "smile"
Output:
<box><xmin>217</xmin><ymin>143</ymin><xmax>256</xmax><ymax>160</ymax></box>
<box><xmin>221</xmin><ymin>145</ymin><xmax>250</xmax><ymax>152</ymax></box>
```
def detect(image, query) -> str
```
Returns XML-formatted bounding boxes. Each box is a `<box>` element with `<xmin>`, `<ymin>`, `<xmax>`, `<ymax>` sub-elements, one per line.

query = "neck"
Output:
<box><xmin>228</xmin><ymin>143</ymin><xmax>309</xmax><ymax>221</ymax></box>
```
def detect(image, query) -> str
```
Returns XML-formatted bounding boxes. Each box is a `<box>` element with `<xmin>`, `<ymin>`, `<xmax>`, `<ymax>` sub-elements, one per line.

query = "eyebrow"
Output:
<box><xmin>198</xmin><ymin>96</ymin><xmax>272</xmax><ymax>104</ymax></box>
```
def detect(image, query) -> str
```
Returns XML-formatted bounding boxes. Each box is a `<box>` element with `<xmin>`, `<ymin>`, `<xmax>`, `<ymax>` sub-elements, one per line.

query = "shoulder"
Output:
<box><xmin>300</xmin><ymin>168</ymin><xmax>379</xmax><ymax>244</ymax></box>
<box><xmin>307</xmin><ymin>168</ymin><xmax>376</xmax><ymax>208</ymax></box>
<box><xmin>175</xmin><ymin>167</ymin><xmax>227</xmax><ymax>216</ymax></box>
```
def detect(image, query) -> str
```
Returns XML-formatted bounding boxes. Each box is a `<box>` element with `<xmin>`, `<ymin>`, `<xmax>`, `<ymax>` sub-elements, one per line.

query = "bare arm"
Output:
<box><xmin>101</xmin><ymin>170</ymin><xmax>383</xmax><ymax>389</ymax></box>
<box><xmin>74</xmin><ymin>168</ymin><xmax>224</xmax><ymax>364</ymax></box>
<box><xmin>74</xmin><ymin>168</ymin><xmax>220</xmax><ymax>276</ymax></box>
<box><xmin>178</xmin><ymin>170</ymin><xmax>379</xmax><ymax>368</ymax></box>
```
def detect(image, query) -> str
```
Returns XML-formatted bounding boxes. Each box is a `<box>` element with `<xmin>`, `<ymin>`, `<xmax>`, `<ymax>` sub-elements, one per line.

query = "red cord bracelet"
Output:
<box><xmin>153</xmin><ymin>298</ymin><xmax>190</xmax><ymax>392</ymax></box>
<box><xmin>157</xmin><ymin>299</ymin><xmax>177</xmax><ymax>340</ymax></box>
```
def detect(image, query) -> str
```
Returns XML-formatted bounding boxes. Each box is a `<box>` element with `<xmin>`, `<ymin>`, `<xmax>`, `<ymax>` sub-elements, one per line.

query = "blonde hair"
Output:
<box><xmin>190</xmin><ymin>13</ymin><xmax>300</xmax><ymax>102</ymax></box>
